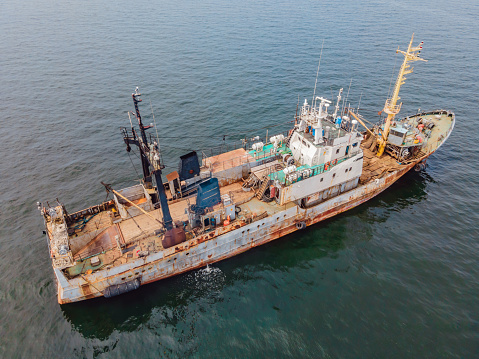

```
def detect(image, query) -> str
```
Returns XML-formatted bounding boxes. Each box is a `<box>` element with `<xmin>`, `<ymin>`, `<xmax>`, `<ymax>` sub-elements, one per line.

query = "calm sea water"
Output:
<box><xmin>1</xmin><ymin>0</ymin><xmax>478</xmax><ymax>357</ymax></box>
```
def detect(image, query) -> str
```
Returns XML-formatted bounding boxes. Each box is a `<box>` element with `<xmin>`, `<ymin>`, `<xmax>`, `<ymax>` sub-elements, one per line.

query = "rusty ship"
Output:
<box><xmin>39</xmin><ymin>35</ymin><xmax>455</xmax><ymax>304</ymax></box>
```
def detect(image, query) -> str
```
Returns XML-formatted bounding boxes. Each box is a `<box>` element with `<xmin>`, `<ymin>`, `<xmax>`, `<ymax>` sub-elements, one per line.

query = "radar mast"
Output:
<box><xmin>377</xmin><ymin>34</ymin><xmax>427</xmax><ymax>157</ymax></box>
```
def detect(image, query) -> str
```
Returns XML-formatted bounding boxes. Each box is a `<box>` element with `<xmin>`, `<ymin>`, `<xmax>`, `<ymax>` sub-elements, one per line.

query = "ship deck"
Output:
<box><xmin>62</xmin><ymin>111</ymin><xmax>454</xmax><ymax>279</ymax></box>
<box><xmin>359</xmin><ymin>145</ymin><xmax>402</xmax><ymax>183</ymax></box>
<box><xmin>64</xmin><ymin>181</ymin><xmax>259</xmax><ymax>277</ymax></box>
<box><xmin>63</xmin><ymin>147</ymin><xmax>406</xmax><ymax>278</ymax></box>
<box><xmin>203</xmin><ymin>148</ymin><xmax>256</xmax><ymax>172</ymax></box>
<box><xmin>359</xmin><ymin>111</ymin><xmax>454</xmax><ymax>183</ymax></box>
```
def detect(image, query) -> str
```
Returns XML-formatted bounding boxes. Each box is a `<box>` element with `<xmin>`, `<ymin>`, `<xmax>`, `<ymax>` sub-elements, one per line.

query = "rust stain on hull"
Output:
<box><xmin>80</xmin><ymin>283</ymin><xmax>95</xmax><ymax>300</ymax></box>
<box><xmin>57</xmin><ymin>160</ymin><xmax>424</xmax><ymax>304</ymax></box>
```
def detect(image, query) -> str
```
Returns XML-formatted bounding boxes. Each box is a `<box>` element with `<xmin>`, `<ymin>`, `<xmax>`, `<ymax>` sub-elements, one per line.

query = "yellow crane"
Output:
<box><xmin>376</xmin><ymin>34</ymin><xmax>427</xmax><ymax>157</ymax></box>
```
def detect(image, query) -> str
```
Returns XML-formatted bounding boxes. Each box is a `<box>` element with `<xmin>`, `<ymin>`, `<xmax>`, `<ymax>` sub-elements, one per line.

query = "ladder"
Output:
<box><xmin>285</xmin><ymin>130</ymin><xmax>295</xmax><ymax>147</ymax></box>
<box><xmin>242</xmin><ymin>173</ymin><xmax>257</xmax><ymax>189</ymax></box>
<box><xmin>256</xmin><ymin>176</ymin><xmax>271</xmax><ymax>199</ymax></box>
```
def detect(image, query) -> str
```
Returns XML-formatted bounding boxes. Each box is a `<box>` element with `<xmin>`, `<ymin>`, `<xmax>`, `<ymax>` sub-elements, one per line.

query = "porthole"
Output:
<box><xmin>345</xmin><ymin>169</ymin><xmax>348</xmax><ymax>173</ymax></box>
<box><xmin>186</xmin><ymin>252</ymin><xmax>189</xmax><ymax>255</ymax></box>
<box><xmin>320</xmin><ymin>177</ymin><xmax>323</xmax><ymax>182</ymax></box>
<box><xmin>121</xmin><ymin>277</ymin><xmax>126</xmax><ymax>281</ymax></box>
<box><xmin>333</xmin><ymin>174</ymin><xmax>336</xmax><ymax>178</ymax></box>
<box><xmin>336</xmin><ymin>149</ymin><xmax>340</xmax><ymax>154</ymax></box>
<box><xmin>349</xmin><ymin>167</ymin><xmax>352</xmax><ymax>171</ymax></box>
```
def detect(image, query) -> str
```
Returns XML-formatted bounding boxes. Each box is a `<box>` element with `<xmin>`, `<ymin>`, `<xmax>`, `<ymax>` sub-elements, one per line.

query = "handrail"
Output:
<box><xmin>278</xmin><ymin>152</ymin><xmax>359</xmax><ymax>187</ymax></box>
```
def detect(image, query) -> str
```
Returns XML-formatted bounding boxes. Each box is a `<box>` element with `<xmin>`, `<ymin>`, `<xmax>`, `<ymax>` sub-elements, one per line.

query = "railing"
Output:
<box><xmin>74</xmin><ymin>245</ymin><xmax>106</xmax><ymax>262</ymax></box>
<box><xmin>263</xmin><ymin>159</ymin><xmax>284</xmax><ymax>177</ymax></box>
<box><xmin>274</xmin><ymin>152</ymin><xmax>358</xmax><ymax>187</ymax></box>
<box><xmin>201</xmin><ymin>140</ymin><xmax>246</xmax><ymax>160</ymax></box>
<box><xmin>65</xmin><ymin>200</ymin><xmax>115</xmax><ymax>224</ymax></box>
<box><xmin>202</xmin><ymin>153</ymin><xmax>249</xmax><ymax>171</ymax></box>
<box><xmin>384</xmin><ymin>99</ymin><xmax>401</xmax><ymax>114</ymax></box>
<box><xmin>202</xmin><ymin>132</ymin><xmax>291</xmax><ymax>172</ymax></box>
<box><xmin>200</xmin><ymin>129</ymin><xmax>292</xmax><ymax>165</ymax></box>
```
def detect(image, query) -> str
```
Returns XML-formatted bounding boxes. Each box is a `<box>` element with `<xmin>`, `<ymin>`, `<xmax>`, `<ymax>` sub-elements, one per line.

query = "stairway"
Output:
<box><xmin>285</xmin><ymin>130</ymin><xmax>295</xmax><ymax>147</ymax></box>
<box><xmin>242</xmin><ymin>173</ymin><xmax>257</xmax><ymax>189</ymax></box>
<box><xmin>256</xmin><ymin>176</ymin><xmax>271</xmax><ymax>199</ymax></box>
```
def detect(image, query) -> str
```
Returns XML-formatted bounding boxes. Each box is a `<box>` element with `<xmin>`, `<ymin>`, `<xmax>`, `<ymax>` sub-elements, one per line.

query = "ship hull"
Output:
<box><xmin>55</xmin><ymin>158</ymin><xmax>420</xmax><ymax>304</ymax></box>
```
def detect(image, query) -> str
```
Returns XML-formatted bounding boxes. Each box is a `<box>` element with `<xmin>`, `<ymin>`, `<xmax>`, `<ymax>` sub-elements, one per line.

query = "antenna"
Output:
<box><xmin>341</xmin><ymin>79</ymin><xmax>353</xmax><ymax>116</ymax></box>
<box><xmin>149</xmin><ymin>99</ymin><xmax>161</xmax><ymax>148</ymax></box>
<box><xmin>312</xmin><ymin>39</ymin><xmax>325</xmax><ymax>107</ymax></box>
<box><xmin>295</xmin><ymin>94</ymin><xmax>299</xmax><ymax>124</ymax></box>
<box><xmin>357</xmin><ymin>92</ymin><xmax>363</xmax><ymax>113</ymax></box>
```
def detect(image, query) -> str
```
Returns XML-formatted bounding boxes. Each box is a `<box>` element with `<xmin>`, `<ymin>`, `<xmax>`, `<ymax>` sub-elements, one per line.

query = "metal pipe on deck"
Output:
<box><xmin>101</xmin><ymin>182</ymin><xmax>164</xmax><ymax>227</ymax></box>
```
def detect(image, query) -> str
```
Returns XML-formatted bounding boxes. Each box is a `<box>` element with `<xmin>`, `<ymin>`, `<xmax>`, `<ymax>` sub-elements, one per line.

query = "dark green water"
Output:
<box><xmin>1</xmin><ymin>0</ymin><xmax>478</xmax><ymax>357</ymax></box>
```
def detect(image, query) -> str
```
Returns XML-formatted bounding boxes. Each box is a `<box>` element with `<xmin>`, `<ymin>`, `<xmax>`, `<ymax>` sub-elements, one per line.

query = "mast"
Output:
<box><xmin>312</xmin><ymin>40</ymin><xmax>324</xmax><ymax>108</ymax></box>
<box><xmin>131</xmin><ymin>87</ymin><xmax>153</xmax><ymax>185</ymax></box>
<box><xmin>132</xmin><ymin>87</ymin><xmax>150</xmax><ymax>145</ymax></box>
<box><xmin>377</xmin><ymin>34</ymin><xmax>427</xmax><ymax>157</ymax></box>
<box><xmin>122</xmin><ymin>87</ymin><xmax>173</xmax><ymax>230</ymax></box>
<box><xmin>333</xmin><ymin>88</ymin><xmax>343</xmax><ymax>119</ymax></box>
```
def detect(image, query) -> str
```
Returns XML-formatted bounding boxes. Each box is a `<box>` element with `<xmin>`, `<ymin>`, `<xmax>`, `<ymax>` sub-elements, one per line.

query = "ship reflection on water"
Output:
<box><xmin>61</xmin><ymin>170</ymin><xmax>430</xmax><ymax>340</ymax></box>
